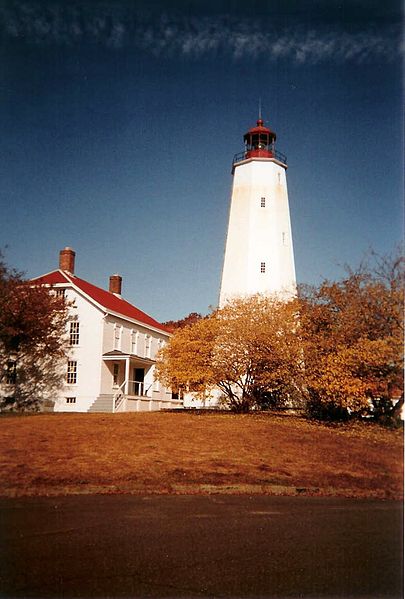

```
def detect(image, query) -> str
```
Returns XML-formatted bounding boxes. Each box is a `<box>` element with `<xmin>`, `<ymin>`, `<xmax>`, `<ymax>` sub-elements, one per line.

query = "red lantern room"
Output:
<box><xmin>244</xmin><ymin>118</ymin><xmax>276</xmax><ymax>159</ymax></box>
<box><xmin>232</xmin><ymin>116</ymin><xmax>287</xmax><ymax>173</ymax></box>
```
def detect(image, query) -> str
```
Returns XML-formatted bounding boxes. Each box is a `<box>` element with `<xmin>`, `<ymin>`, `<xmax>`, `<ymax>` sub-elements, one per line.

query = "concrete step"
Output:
<box><xmin>88</xmin><ymin>396</ymin><xmax>114</xmax><ymax>413</ymax></box>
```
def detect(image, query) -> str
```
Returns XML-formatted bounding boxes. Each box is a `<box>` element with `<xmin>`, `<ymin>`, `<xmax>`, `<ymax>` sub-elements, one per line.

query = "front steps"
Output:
<box><xmin>88</xmin><ymin>395</ymin><xmax>114</xmax><ymax>413</ymax></box>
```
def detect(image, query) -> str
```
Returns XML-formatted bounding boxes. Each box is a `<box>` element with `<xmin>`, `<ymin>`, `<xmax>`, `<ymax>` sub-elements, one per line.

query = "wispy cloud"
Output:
<box><xmin>0</xmin><ymin>2</ymin><xmax>401</xmax><ymax>64</ymax></box>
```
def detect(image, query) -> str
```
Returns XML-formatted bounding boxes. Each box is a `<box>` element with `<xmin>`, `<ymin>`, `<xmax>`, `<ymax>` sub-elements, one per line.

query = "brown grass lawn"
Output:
<box><xmin>0</xmin><ymin>412</ymin><xmax>402</xmax><ymax>498</ymax></box>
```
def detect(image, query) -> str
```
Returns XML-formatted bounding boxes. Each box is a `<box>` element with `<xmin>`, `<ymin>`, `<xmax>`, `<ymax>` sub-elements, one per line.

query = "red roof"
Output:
<box><xmin>31</xmin><ymin>270</ymin><xmax>170</xmax><ymax>333</ymax></box>
<box><xmin>33</xmin><ymin>270</ymin><xmax>68</xmax><ymax>285</ymax></box>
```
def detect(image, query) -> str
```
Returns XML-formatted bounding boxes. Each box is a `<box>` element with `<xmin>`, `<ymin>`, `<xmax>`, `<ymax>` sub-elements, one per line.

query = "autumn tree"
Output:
<box><xmin>157</xmin><ymin>250</ymin><xmax>403</xmax><ymax>419</ymax></box>
<box><xmin>0</xmin><ymin>256</ymin><xmax>68</xmax><ymax>411</ymax></box>
<box><xmin>163</xmin><ymin>312</ymin><xmax>204</xmax><ymax>332</ymax></box>
<box><xmin>156</xmin><ymin>316</ymin><xmax>218</xmax><ymax>397</ymax></box>
<box><xmin>298</xmin><ymin>250</ymin><xmax>404</xmax><ymax>420</ymax></box>
<box><xmin>156</xmin><ymin>295</ymin><xmax>303</xmax><ymax>412</ymax></box>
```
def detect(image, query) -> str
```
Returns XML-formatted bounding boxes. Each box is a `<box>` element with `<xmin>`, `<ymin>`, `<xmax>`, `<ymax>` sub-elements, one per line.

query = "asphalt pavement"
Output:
<box><xmin>0</xmin><ymin>494</ymin><xmax>403</xmax><ymax>598</ymax></box>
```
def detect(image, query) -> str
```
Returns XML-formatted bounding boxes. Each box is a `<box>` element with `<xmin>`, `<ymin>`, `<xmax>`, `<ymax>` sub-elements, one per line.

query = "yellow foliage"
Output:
<box><xmin>156</xmin><ymin>294</ymin><xmax>303</xmax><ymax>410</ymax></box>
<box><xmin>299</xmin><ymin>253</ymin><xmax>404</xmax><ymax>412</ymax></box>
<box><xmin>157</xmin><ymin>251</ymin><xmax>404</xmax><ymax>415</ymax></box>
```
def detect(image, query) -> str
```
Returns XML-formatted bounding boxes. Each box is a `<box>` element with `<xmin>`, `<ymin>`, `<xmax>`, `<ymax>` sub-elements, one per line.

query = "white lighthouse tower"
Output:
<box><xmin>219</xmin><ymin>116</ymin><xmax>296</xmax><ymax>307</ymax></box>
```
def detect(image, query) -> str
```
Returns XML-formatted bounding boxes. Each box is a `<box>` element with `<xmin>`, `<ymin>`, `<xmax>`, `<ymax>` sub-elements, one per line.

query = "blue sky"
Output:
<box><xmin>0</xmin><ymin>0</ymin><xmax>403</xmax><ymax>321</ymax></box>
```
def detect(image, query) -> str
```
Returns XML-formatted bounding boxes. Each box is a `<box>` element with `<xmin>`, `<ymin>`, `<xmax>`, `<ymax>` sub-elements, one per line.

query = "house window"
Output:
<box><xmin>66</xmin><ymin>361</ymin><xmax>77</xmax><ymax>384</ymax></box>
<box><xmin>260</xmin><ymin>262</ymin><xmax>266</xmax><ymax>273</ymax></box>
<box><xmin>114</xmin><ymin>325</ymin><xmax>122</xmax><ymax>351</ymax></box>
<box><xmin>66</xmin><ymin>397</ymin><xmax>76</xmax><ymax>404</ymax></box>
<box><xmin>260</xmin><ymin>197</ymin><xmax>266</xmax><ymax>207</ymax></box>
<box><xmin>145</xmin><ymin>335</ymin><xmax>151</xmax><ymax>358</ymax></box>
<box><xmin>113</xmin><ymin>363</ymin><xmax>119</xmax><ymax>386</ymax></box>
<box><xmin>131</xmin><ymin>330</ymin><xmax>138</xmax><ymax>355</ymax></box>
<box><xmin>55</xmin><ymin>288</ymin><xmax>66</xmax><ymax>298</ymax></box>
<box><xmin>5</xmin><ymin>360</ymin><xmax>17</xmax><ymax>385</ymax></box>
<box><xmin>69</xmin><ymin>322</ymin><xmax>80</xmax><ymax>345</ymax></box>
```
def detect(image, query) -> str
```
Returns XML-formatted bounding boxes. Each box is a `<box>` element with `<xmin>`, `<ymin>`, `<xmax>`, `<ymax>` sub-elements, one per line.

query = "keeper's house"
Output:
<box><xmin>32</xmin><ymin>248</ymin><xmax>181</xmax><ymax>413</ymax></box>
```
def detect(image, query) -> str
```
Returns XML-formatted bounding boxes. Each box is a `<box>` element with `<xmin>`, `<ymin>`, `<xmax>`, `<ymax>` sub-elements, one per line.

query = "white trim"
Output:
<box><xmin>124</xmin><ymin>358</ymin><xmax>130</xmax><ymax>395</ymax></box>
<box><xmin>106</xmin><ymin>310</ymin><xmax>170</xmax><ymax>336</ymax></box>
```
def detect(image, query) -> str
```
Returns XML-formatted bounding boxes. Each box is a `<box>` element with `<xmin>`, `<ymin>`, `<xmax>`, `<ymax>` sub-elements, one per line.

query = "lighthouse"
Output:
<box><xmin>219</xmin><ymin>117</ymin><xmax>296</xmax><ymax>307</ymax></box>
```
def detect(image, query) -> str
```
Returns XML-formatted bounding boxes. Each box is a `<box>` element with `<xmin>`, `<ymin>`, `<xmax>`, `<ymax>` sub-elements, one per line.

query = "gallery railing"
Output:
<box><xmin>232</xmin><ymin>148</ymin><xmax>287</xmax><ymax>167</ymax></box>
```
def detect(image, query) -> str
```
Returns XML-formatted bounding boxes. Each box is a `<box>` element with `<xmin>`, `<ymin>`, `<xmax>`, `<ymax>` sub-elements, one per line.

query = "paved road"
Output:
<box><xmin>0</xmin><ymin>495</ymin><xmax>403</xmax><ymax>598</ymax></box>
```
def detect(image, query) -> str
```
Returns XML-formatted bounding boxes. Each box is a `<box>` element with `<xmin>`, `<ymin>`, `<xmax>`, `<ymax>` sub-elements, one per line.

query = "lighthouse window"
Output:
<box><xmin>260</xmin><ymin>262</ymin><xmax>266</xmax><ymax>273</ymax></box>
<box><xmin>260</xmin><ymin>197</ymin><xmax>266</xmax><ymax>208</ymax></box>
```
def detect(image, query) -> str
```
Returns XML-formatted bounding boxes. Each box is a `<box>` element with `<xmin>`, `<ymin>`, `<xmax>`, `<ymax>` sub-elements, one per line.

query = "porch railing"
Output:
<box><xmin>129</xmin><ymin>380</ymin><xmax>144</xmax><ymax>396</ymax></box>
<box><xmin>113</xmin><ymin>381</ymin><xmax>126</xmax><ymax>413</ymax></box>
<box><xmin>112</xmin><ymin>380</ymin><xmax>153</xmax><ymax>413</ymax></box>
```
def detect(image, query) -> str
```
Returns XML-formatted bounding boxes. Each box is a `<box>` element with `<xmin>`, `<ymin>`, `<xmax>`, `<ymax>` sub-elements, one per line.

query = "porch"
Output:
<box><xmin>111</xmin><ymin>379</ymin><xmax>153</xmax><ymax>412</ymax></box>
<box><xmin>95</xmin><ymin>350</ymin><xmax>182</xmax><ymax>413</ymax></box>
<box><xmin>87</xmin><ymin>391</ymin><xmax>182</xmax><ymax>413</ymax></box>
<box><xmin>102</xmin><ymin>350</ymin><xmax>154</xmax><ymax>412</ymax></box>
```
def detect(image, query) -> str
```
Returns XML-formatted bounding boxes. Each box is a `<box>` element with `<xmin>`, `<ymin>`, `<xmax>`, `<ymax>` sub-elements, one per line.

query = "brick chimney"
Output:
<box><xmin>59</xmin><ymin>247</ymin><xmax>75</xmax><ymax>274</ymax></box>
<box><xmin>109</xmin><ymin>274</ymin><xmax>122</xmax><ymax>296</ymax></box>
